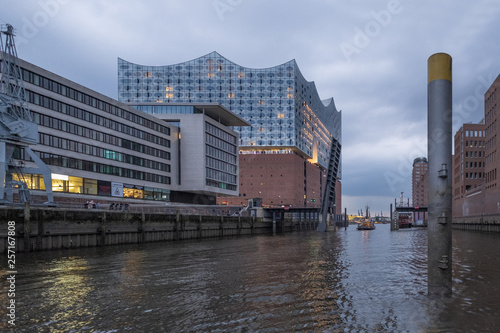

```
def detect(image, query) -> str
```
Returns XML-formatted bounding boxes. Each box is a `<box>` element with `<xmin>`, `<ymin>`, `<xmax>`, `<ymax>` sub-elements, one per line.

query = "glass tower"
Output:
<box><xmin>117</xmin><ymin>52</ymin><xmax>341</xmax><ymax>170</ymax></box>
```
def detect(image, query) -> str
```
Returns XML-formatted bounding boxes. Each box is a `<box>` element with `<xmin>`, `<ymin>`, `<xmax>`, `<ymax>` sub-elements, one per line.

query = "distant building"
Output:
<box><xmin>7</xmin><ymin>56</ymin><xmax>242</xmax><ymax>205</ymax></box>
<box><xmin>412</xmin><ymin>157</ymin><xmax>428</xmax><ymax>223</ymax></box>
<box><xmin>452</xmin><ymin>74</ymin><xmax>500</xmax><ymax>217</ymax></box>
<box><xmin>452</xmin><ymin>122</ymin><xmax>486</xmax><ymax>217</ymax></box>
<box><xmin>484</xmin><ymin>74</ymin><xmax>500</xmax><ymax>213</ymax></box>
<box><xmin>412</xmin><ymin>157</ymin><xmax>428</xmax><ymax>207</ymax></box>
<box><xmin>118</xmin><ymin>52</ymin><xmax>342</xmax><ymax>213</ymax></box>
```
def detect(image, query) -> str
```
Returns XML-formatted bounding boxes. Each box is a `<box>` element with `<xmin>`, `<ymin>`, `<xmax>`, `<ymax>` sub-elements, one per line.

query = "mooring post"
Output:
<box><xmin>344</xmin><ymin>207</ymin><xmax>347</xmax><ymax>230</ymax></box>
<box><xmin>427</xmin><ymin>52</ymin><xmax>453</xmax><ymax>297</ymax></box>
<box><xmin>272</xmin><ymin>211</ymin><xmax>276</xmax><ymax>235</ymax></box>
<box><xmin>23</xmin><ymin>202</ymin><xmax>31</xmax><ymax>251</ymax></box>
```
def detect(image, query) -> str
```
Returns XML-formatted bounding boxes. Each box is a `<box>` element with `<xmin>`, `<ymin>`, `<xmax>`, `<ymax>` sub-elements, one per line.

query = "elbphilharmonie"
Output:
<box><xmin>118</xmin><ymin>52</ymin><xmax>342</xmax><ymax>215</ymax></box>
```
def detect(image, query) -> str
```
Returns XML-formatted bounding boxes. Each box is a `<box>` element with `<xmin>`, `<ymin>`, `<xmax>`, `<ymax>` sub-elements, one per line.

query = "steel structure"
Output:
<box><xmin>0</xmin><ymin>24</ymin><xmax>54</xmax><ymax>204</ymax></box>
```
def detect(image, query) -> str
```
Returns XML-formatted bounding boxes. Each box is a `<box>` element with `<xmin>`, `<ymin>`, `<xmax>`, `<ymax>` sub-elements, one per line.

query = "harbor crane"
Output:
<box><xmin>0</xmin><ymin>24</ymin><xmax>54</xmax><ymax>205</ymax></box>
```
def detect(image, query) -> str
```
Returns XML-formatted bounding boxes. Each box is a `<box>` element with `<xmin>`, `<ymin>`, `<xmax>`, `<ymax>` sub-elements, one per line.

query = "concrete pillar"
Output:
<box><xmin>427</xmin><ymin>52</ymin><xmax>453</xmax><ymax>297</ymax></box>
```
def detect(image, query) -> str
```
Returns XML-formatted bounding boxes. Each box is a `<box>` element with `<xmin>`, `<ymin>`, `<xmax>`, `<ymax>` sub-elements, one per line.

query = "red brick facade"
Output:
<box><xmin>452</xmin><ymin>74</ymin><xmax>500</xmax><ymax>216</ymax></box>
<box><xmin>218</xmin><ymin>153</ymin><xmax>341</xmax><ymax>212</ymax></box>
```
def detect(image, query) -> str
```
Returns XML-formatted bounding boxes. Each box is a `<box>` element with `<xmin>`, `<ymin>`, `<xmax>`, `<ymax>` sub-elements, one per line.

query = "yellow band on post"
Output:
<box><xmin>428</xmin><ymin>53</ymin><xmax>452</xmax><ymax>83</ymax></box>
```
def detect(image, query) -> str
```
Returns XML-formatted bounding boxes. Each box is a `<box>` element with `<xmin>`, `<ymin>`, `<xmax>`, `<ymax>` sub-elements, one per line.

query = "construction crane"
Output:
<box><xmin>0</xmin><ymin>24</ymin><xmax>54</xmax><ymax>205</ymax></box>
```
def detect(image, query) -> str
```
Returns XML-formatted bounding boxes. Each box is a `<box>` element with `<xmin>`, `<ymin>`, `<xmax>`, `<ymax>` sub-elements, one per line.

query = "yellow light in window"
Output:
<box><xmin>145</xmin><ymin>72</ymin><xmax>152</xmax><ymax>78</ymax></box>
<box><xmin>259</xmin><ymin>100</ymin><xmax>264</xmax><ymax>105</ymax></box>
<box><xmin>287</xmin><ymin>93</ymin><xmax>294</xmax><ymax>98</ymax></box>
<box><xmin>238</xmin><ymin>72</ymin><xmax>245</xmax><ymax>78</ymax></box>
<box><xmin>287</xmin><ymin>87</ymin><xmax>293</xmax><ymax>91</ymax></box>
<box><xmin>52</xmin><ymin>173</ymin><xmax>68</xmax><ymax>181</ymax></box>
<box><xmin>166</xmin><ymin>93</ymin><xmax>173</xmax><ymax>98</ymax></box>
<box><xmin>227</xmin><ymin>93</ymin><xmax>235</xmax><ymax>98</ymax></box>
<box><xmin>165</xmin><ymin>86</ymin><xmax>173</xmax><ymax>91</ymax></box>
<box><xmin>207</xmin><ymin>73</ymin><xmax>215</xmax><ymax>78</ymax></box>
<box><xmin>277</xmin><ymin>113</ymin><xmax>285</xmax><ymax>119</ymax></box>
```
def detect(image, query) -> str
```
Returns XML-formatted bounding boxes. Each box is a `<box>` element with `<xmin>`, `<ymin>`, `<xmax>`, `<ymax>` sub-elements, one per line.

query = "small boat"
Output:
<box><xmin>357</xmin><ymin>206</ymin><xmax>375</xmax><ymax>230</ymax></box>
<box><xmin>357</xmin><ymin>218</ymin><xmax>376</xmax><ymax>230</ymax></box>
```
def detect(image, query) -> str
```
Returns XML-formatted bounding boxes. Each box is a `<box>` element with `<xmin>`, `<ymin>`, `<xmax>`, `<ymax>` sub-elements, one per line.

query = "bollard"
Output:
<box><xmin>427</xmin><ymin>53</ymin><xmax>453</xmax><ymax>297</ymax></box>
<box><xmin>272</xmin><ymin>211</ymin><xmax>276</xmax><ymax>235</ymax></box>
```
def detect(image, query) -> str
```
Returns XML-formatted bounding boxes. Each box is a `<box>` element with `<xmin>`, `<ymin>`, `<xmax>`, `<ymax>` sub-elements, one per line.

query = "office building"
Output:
<box><xmin>484</xmin><ymin>74</ymin><xmax>500</xmax><ymax>213</ymax></box>
<box><xmin>118</xmin><ymin>52</ymin><xmax>342</xmax><ymax>212</ymax></box>
<box><xmin>5</xmin><ymin>56</ymin><xmax>242</xmax><ymax>205</ymax></box>
<box><xmin>452</xmin><ymin>74</ymin><xmax>499</xmax><ymax>217</ymax></box>
<box><xmin>412</xmin><ymin>157</ymin><xmax>428</xmax><ymax>207</ymax></box>
<box><xmin>452</xmin><ymin>123</ymin><xmax>486</xmax><ymax>216</ymax></box>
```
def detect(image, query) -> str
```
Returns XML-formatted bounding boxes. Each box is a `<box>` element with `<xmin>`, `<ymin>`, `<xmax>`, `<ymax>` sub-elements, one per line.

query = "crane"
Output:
<box><xmin>0</xmin><ymin>24</ymin><xmax>54</xmax><ymax>205</ymax></box>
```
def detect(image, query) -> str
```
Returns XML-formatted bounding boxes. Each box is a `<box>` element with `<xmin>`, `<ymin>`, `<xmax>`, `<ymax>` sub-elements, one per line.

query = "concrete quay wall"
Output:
<box><xmin>0</xmin><ymin>206</ymin><xmax>319</xmax><ymax>253</ymax></box>
<box><xmin>453</xmin><ymin>215</ymin><xmax>500</xmax><ymax>232</ymax></box>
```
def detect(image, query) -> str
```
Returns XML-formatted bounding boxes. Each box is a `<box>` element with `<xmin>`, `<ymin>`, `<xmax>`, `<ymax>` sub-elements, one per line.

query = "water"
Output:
<box><xmin>1</xmin><ymin>224</ymin><xmax>500</xmax><ymax>332</ymax></box>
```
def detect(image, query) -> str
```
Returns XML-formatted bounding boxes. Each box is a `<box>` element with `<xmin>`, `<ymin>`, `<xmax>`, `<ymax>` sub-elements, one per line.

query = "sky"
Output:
<box><xmin>3</xmin><ymin>0</ymin><xmax>500</xmax><ymax>216</ymax></box>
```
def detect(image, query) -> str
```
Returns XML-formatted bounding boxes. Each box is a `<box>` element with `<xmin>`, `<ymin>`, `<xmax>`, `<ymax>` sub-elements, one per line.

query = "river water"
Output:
<box><xmin>1</xmin><ymin>224</ymin><xmax>500</xmax><ymax>332</ymax></box>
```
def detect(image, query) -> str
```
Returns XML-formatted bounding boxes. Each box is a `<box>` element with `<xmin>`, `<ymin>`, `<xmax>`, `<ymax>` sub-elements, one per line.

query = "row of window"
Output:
<box><xmin>465</xmin><ymin>161</ymin><xmax>483</xmax><ymax>169</ymax></box>
<box><xmin>15</xmin><ymin>174</ymin><xmax>170</xmax><ymax>201</ymax></box>
<box><xmin>486</xmin><ymin>168</ymin><xmax>498</xmax><ymax>184</ymax></box>
<box><xmin>206</xmin><ymin>179</ymin><xmax>237</xmax><ymax>191</ymax></box>
<box><xmin>205</xmin><ymin>122</ymin><xmax>237</xmax><ymax>144</ymax></box>
<box><xmin>26</xmin><ymin>151</ymin><xmax>171</xmax><ymax>184</ymax></box>
<box><xmin>465</xmin><ymin>130</ymin><xmax>484</xmax><ymax>137</ymax></box>
<box><xmin>206</xmin><ymin>167</ymin><xmax>237</xmax><ymax>185</ymax></box>
<box><xmin>486</xmin><ymin>150</ymin><xmax>497</xmax><ymax>164</ymax></box>
<box><xmin>485</xmin><ymin>120</ymin><xmax>497</xmax><ymax>138</ymax></box>
<box><xmin>206</xmin><ymin>133</ymin><xmax>237</xmax><ymax>155</ymax></box>
<box><xmin>22</xmin><ymin>67</ymin><xmax>170</xmax><ymax>135</ymax></box>
<box><xmin>33</xmin><ymin>112</ymin><xmax>170</xmax><ymax>160</ymax></box>
<box><xmin>465</xmin><ymin>140</ymin><xmax>484</xmax><ymax>148</ymax></box>
<box><xmin>485</xmin><ymin>135</ymin><xmax>497</xmax><ymax>150</ymax></box>
<box><xmin>27</xmin><ymin>90</ymin><xmax>171</xmax><ymax>146</ymax></box>
<box><xmin>206</xmin><ymin>146</ymin><xmax>237</xmax><ymax>165</ymax></box>
<box><xmin>206</xmin><ymin>156</ymin><xmax>236</xmax><ymax>174</ymax></box>
<box><xmin>465</xmin><ymin>172</ymin><xmax>483</xmax><ymax>179</ymax></box>
<box><xmin>39</xmin><ymin>133</ymin><xmax>171</xmax><ymax>172</ymax></box>
<box><xmin>465</xmin><ymin>151</ymin><xmax>483</xmax><ymax>158</ymax></box>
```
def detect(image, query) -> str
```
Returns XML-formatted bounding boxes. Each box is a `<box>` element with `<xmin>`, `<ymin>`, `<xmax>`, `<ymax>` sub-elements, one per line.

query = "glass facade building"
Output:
<box><xmin>118</xmin><ymin>52</ymin><xmax>341</xmax><ymax>169</ymax></box>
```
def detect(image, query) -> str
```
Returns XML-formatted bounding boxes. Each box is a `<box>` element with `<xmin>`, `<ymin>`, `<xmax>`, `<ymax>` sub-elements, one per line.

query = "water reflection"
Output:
<box><xmin>2</xmin><ymin>225</ymin><xmax>500</xmax><ymax>332</ymax></box>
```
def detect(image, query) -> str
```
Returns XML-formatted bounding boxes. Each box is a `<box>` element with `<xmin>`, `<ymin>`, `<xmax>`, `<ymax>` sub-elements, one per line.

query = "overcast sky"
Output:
<box><xmin>4</xmin><ymin>0</ymin><xmax>500</xmax><ymax>216</ymax></box>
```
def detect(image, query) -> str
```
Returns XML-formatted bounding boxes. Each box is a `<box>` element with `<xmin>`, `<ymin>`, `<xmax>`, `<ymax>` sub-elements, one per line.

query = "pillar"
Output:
<box><xmin>427</xmin><ymin>52</ymin><xmax>453</xmax><ymax>297</ymax></box>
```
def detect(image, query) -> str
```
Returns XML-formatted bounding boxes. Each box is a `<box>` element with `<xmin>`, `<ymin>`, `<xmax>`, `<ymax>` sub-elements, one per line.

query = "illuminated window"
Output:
<box><xmin>134</xmin><ymin>188</ymin><xmax>144</xmax><ymax>199</ymax></box>
<box><xmin>145</xmin><ymin>72</ymin><xmax>152</xmax><ymax>78</ymax></box>
<box><xmin>165</xmin><ymin>86</ymin><xmax>173</xmax><ymax>91</ymax></box>
<box><xmin>238</xmin><ymin>72</ymin><xmax>245</xmax><ymax>78</ymax></box>
<box><xmin>68</xmin><ymin>176</ymin><xmax>83</xmax><ymax>194</ymax></box>
<box><xmin>227</xmin><ymin>93</ymin><xmax>235</xmax><ymax>98</ymax></box>
<box><xmin>207</xmin><ymin>73</ymin><xmax>215</xmax><ymax>78</ymax></box>
<box><xmin>123</xmin><ymin>187</ymin><xmax>134</xmax><ymax>198</ymax></box>
<box><xmin>287</xmin><ymin>93</ymin><xmax>294</xmax><ymax>98</ymax></box>
<box><xmin>166</xmin><ymin>93</ymin><xmax>173</xmax><ymax>99</ymax></box>
<box><xmin>277</xmin><ymin>113</ymin><xmax>285</xmax><ymax>119</ymax></box>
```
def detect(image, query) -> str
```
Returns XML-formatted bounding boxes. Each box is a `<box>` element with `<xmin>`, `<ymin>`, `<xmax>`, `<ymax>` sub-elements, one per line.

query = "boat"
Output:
<box><xmin>357</xmin><ymin>206</ymin><xmax>375</xmax><ymax>230</ymax></box>
<box><xmin>357</xmin><ymin>218</ymin><xmax>376</xmax><ymax>230</ymax></box>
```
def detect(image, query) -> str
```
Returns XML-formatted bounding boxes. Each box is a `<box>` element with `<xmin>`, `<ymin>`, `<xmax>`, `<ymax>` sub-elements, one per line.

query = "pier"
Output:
<box><xmin>0</xmin><ymin>204</ymin><xmax>321</xmax><ymax>253</ymax></box>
